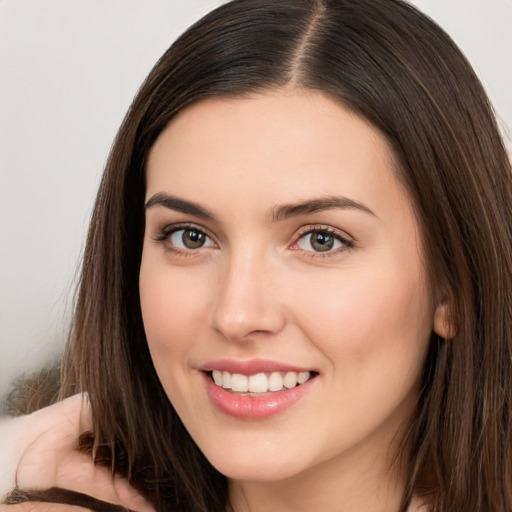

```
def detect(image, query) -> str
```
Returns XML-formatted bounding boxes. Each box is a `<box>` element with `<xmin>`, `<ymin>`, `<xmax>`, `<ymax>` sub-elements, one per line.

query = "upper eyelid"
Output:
<box><xmin>151</xmin><ymin>221</ymin><xmax>354</xmax><ymax>248</ymax></box>
<box><xmin>294</xmin><ymin>224</ymin><xmax>354</xmax><ymax>241</ymax></box>
<box><xmin>159</xmin><ymin>222</ymin><xmax>213</xmax><ymax>236</ymax></box>
<box><xmin>152</xmin><ymin>222</ymin><xmax>217</xmax><ymax>245</ymax></box>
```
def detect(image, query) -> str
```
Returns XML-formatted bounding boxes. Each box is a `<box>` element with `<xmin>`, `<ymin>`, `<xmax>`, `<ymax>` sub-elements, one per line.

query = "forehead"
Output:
<box><xmin>145</xmin><ymin>89</ymin><xmax>409</xmax><ymax>220</ymax></box>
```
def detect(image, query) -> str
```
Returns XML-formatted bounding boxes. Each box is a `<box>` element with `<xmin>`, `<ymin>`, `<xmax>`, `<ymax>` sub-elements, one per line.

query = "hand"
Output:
<box><xmin>8</xmin><ymin>395</ymin><xmax>154</xmax><ymax>512</ymax></box>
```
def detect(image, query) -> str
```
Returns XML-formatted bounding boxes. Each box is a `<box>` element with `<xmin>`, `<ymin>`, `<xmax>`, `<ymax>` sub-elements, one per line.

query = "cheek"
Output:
<box><xmin>139</xmin><ymin>261</ymin><xmax>208</xmax><ymax>367</ymax></box>
<box><xmin>291</xmin><ymin>259</ymin><xmax>432</xmax><ymax>446</ymax></box>
<box><xmin>139</xmin><ymin>260</ymin><xmax>214</xmax><ymax>417</ymax></box>
<box><xmin>293</xmin><ymin>258</ymin><xmax>432</xmax><ymax>378</ymax></box>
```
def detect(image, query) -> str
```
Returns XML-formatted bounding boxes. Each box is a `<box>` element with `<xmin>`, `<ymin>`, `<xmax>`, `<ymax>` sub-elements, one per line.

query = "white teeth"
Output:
<box><xmin>212</xmin><ymin>370</ymin><xmax>223</xmax><ymax>386</ymax></box>
<box><xmin>230</xmin><ymin>373</ymin><xmax>248</xmax><ymax>392</ymax></box>
<box><xmin>248</xmin><ymin>373</ymin><xmax>269</xmax><ymax>393</ymax></box>
<box><xmin>268</xmin><ymin>372</ymin><xmax>284</xmax><ymax>391</ymax></box>
<box><xmin>283</xmin><ymin>371</ymin><xmax>298</xmax><ymax>388</ymax></box>
<box><xmin>222</xmin><ymin>371</ymin><xmax>232</xmax><ymax>389</ymax></box>
<box><xmin>210</xmin><ymin>370</ymin><xmax>312</xmax><ymax>393</ymax></box>
<box><xmin>298</xmin><ymin>371</ymin><xmax>310</xmax><ymax>384</ymax></box>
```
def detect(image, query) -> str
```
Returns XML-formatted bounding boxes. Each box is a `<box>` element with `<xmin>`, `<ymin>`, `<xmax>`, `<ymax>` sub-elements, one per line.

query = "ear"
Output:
<box><xmin>433</xmin><ymin>301</ymin><xmax>455</xmax><ymax>339</ymax></box>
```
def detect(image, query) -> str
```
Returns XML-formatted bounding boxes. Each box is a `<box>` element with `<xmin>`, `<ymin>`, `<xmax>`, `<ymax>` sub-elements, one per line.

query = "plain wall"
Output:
<box><xmin>1</xmin><ymin>0</ymin><xmax>511</xmax><ymax>399</ymax></box>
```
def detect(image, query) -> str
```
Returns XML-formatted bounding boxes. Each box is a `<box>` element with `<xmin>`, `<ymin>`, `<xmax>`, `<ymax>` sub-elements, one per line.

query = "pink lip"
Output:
<box><xmin>202</xmin><ymin>358</ymin><xmax>311</xmax><ymax>375</ymax></box>
<box><xmin>201</xmin><ymin>368</ymin><xmax>316</xmax><ymax>421</ymax></box>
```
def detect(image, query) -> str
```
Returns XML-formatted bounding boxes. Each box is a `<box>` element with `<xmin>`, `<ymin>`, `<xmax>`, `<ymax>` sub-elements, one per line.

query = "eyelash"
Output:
<box><xmin>152</xmin><ymin>223</ymin><xmax>216</xmax><ymax>256</ymax></box>
<box><xmin>291</xmin><ymin>225</ymin><xmax>354</xmax><ymax>259</ymax></box>
<box><xmin>152</xmin><ymin>223</ymin><xmax>354</xmax><ymax>258</ymax></box>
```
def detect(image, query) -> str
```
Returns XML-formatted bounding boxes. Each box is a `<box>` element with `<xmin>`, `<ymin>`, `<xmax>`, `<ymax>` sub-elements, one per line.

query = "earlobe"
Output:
<box><xmin>433</xmin><ymin>302</ymin><xmax>455</xmax><ymax>339</ymax></box>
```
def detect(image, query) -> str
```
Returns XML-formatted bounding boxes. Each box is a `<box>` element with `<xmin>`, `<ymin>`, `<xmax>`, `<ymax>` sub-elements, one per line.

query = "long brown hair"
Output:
<box><xmin>60</xmin><ymin>0</ymin><xmax>512</xmax><ymax>510</ymax></box>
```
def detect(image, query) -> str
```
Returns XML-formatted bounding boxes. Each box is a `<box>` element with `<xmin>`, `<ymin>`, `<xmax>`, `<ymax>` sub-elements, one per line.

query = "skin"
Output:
<box><xmin>140</xmin><ymin>89</ymin><xmax>449</xmax><ymax>511</ymax></box>
<box><xmin>0</xmin><ymin>396</ymin><xmax>154</xmax><ymax>512</ymax></box>
<box><xmin>0</xmin><ymin>505</ymin><xmax>90</xmax><ymax>512</ymax></box>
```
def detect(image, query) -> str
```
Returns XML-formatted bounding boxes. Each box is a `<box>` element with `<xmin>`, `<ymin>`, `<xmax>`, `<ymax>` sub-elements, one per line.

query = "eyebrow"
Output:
<box><xmin>144</xmin><ymin>193</ymin><xmax>375</xmax><ymax>221</ymax></box>
<box><xmin>270</xmin><ymin>195</ymin><xmax>376</xmax><ymax>221</ymax></box>
<box><xmin>145</xmin><ymin>193</ymin><xmax>215</xmax><ymax>220</ymax></box>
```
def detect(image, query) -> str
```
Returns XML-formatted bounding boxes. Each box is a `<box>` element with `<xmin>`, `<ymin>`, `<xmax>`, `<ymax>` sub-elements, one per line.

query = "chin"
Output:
<box><xmin>215</xmin><ymin>461</ymin><xmax>301</xmax><ymax>483</ymax></box>
<box><xmin>200</xmin><ymin>442</ymin><xmax>314</xmax><ymax>483</ymax></box>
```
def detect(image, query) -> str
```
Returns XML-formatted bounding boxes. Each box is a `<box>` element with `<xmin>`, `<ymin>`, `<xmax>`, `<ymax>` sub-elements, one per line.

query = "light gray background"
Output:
<box><xmin>1</xmin><ymin>0</ymin><xmax>511</xmax><ymax>398</ymax></box>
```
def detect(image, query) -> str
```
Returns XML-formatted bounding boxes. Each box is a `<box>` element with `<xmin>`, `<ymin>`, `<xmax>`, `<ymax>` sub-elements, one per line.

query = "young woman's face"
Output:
<box><xmin>140</xmin><ymin>90</ymin><xmax>446</xmax><ymax>484</ymax></box>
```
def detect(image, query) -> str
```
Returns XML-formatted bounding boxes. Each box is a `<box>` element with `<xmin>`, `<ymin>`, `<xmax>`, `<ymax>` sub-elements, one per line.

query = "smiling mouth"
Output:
<box><xmin>206</xmin><ymin>370</ymin><xmax>317</xmax><ymax>395</ymax></box>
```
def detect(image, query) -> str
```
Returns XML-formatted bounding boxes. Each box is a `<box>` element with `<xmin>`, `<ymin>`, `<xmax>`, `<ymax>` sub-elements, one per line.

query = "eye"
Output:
<box><xmin>294</xmin><ymin>228</ymin><xmax>352</xmax><ymax>254</ymax></box>
<box><xmin>169</xmin><ymin>228</ymin><xmax>214</xmax><ymax>250</ymax></box>
<box><xmin>154</xmin><ymin>225</ymin><xmax>216</xmax><ymax>252</ymax></box>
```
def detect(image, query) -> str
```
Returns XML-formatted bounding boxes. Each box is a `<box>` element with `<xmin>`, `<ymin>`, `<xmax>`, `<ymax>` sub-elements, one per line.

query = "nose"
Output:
<box><xmin>210</xmin><ymin>249</ymin><xmax>286</xmax><ymax>342</ymax></box>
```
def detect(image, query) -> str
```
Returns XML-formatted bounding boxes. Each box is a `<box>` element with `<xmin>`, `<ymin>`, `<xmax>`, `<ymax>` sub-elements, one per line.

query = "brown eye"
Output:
<box><xmin>310</xmin><ymin>232</ymin><xmax>334</xmax><ymax>252</ymax></box>
<box><xmin>296</xmin><ymin>230</ymin><xmax>346</xmax><ymax>253</ymax></box>
<box><xmin>169</xmin><ymin>228</ymin><xmax>214</xmax><ymax>250</ymax></box>
<box><xmin>182</xmin><ymin>229</ymin><xmax>206</xmax><ymax>248</ymax></box>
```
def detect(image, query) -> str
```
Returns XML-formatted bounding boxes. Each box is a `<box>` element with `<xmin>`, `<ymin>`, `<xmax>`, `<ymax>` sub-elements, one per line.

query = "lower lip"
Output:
<box><xmin>202</xmin><ymin>372</ymin><xmax>315</xmax><ymax>420</ymax></box>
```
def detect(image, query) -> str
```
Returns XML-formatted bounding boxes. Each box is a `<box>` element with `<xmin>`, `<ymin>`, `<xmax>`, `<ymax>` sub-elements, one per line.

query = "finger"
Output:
<box><xmin>50</xmin><ymin>393</ymin><xmax>93</xmax><ymax>432</ymax></box>
<box><xmin>26</xmin><ymin>395</ymin><xmax>93</xmax><ymax>448</ymax></box>
<box><xmin>17</xmin><ymin>398</ymin><xmax>93</xmax><ymax>484</ymax></box>
<box><xmin>112</xmin><ymin>476</ymin><xmax>155</xmax><ymax>512</ymax></box>
<box><xmin>18</xmin><ymin>451</ymin><xmax>154</xmax><ymax>512</ymax></box>
<box><xmin>16</xmin><ymin>397</ymin><xmax>154</xmax><ymax>512</ymax></box>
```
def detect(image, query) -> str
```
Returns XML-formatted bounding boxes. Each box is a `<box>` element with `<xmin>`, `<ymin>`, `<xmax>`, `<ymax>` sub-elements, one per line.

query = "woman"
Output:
<box><xmin>2</xmin><ymin>0</ymin><xmax>512</xmax><ymax>510</ymax></box>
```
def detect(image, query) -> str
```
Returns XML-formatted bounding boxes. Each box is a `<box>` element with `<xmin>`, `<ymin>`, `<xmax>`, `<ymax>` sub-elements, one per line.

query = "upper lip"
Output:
<box><xmin>201</xmin><ymin>359</ymin><xmax>313</xmax><ymax>375</ymax></box>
